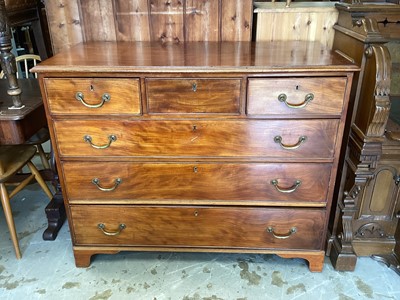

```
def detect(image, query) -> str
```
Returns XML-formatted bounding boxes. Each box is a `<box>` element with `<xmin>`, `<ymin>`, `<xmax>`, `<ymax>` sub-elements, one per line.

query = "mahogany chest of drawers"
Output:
<box><xmin>34</xmin><ymin>41</ymin><xmax>358</xmax><ymax>271</ymax></box>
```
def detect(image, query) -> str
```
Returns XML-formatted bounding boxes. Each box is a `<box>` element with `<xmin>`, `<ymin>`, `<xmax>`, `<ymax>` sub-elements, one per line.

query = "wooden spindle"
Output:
<box><xmin>0</xmin><ymin>0</ymin><xmax>22</xmax><ymax>108</ymax></box>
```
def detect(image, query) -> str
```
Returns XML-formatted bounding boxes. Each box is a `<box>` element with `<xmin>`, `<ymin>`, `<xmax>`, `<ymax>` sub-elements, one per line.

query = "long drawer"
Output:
<box><xmin>44</xmin><ymin>78</ymin><xmax>141</xmax><ymax>115</ymax></box>
<box><xmin>62</xmin><ymin>162</ymin><xmax>332</xmax><ymax>204</ymax></box>
<box><xmin>247</xmin><ymin>77</ymin><xmax>347</xmax><ymax>116</ymax></box>
<box><xmin>54</xmin><ymin>119</ymin><xmax>339</xmax><ymax>158</ymax></box>
<box><xmin>70</xmin><ymin>205</ymin><xmax>326</xmax><ymax>250</ymax></box>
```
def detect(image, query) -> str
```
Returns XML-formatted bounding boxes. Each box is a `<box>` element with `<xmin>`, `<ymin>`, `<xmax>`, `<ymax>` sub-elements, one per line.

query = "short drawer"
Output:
<box><xmin>70</xmin><ymin>205</ymin><xmax>326</xmax><ymax>250</ymax></box>
<box><xmin>44</xmin><ymin>78</ymin><xmax>141</xmax><ymax>115</ymax></box>
<box><xmin>146</xmin><ymin>78</ymin><xmax>241</xmax><ymax>114</ymax></box>
<box><xmin>247</xmin><ymin>77</ymin><xmax>347</xmax><ymax>116</ymax></box>
<box><xmin>54</xmin><ymin>119</ymin><xmax>339</xmax><ymax>159</ymax></box>
<box><xmin>62</xmin><ymin>162</ymin><xmax>332</xmax><ymax>204</ymax></box>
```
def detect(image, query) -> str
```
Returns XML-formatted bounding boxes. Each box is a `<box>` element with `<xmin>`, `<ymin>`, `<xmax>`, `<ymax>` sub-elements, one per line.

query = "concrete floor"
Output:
<box><xmin>0</xmin><ymin>183</ymin><xmax>399</xmax><ymax>300</ymax></box>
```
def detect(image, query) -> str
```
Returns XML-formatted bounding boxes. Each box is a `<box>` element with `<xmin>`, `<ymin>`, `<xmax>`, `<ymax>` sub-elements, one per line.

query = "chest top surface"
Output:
<box><xmin>33</xmin><ymin>41</ymin><xmax>359</xmax><ymax>74</ymax></box>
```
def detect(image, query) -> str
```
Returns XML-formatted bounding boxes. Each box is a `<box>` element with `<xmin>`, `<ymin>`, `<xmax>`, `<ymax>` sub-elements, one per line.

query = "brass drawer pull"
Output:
<box><xmin>274</xmin><ymin>135</ymin><xmax>307</xmax><ymax>150</ymax></box>
<box><xmin>83</xmin><ymin>134</ymin><xmax>117</xmax><ymax>149</ymax></box>
<box><xmin>271</xmin><ymin>179</ymin><xmax>301</xmax><ymax>193</ymax></box>
<box><xmin>277</xmin><ymin>93</ymin><xmax>314</xmax><ymax>109</ymax></box>
<box><xmin>75</xmin><ymin>91</ymin><xmax>111</xmax><ymax>108</ymax></box>
<box><xmin>267</xmin><ymin>226</ymin><xmax>297</xmax><ymax>239</ymax></box>
<box><xmin>97</xmin><ymin>223</ymin><xmax>126</xmax><ymax>236</ymax></box>
<box><xmin>92</xmin><ymin>178</ymin><xmax>122</xmax><ymax>191</ymax></box>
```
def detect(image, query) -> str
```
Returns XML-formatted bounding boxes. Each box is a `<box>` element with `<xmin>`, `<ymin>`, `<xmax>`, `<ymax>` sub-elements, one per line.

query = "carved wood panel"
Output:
<box><xmin>327</xmin><ymin>3</ymin><xmax>400</xmax><ymax>272</ymax></box>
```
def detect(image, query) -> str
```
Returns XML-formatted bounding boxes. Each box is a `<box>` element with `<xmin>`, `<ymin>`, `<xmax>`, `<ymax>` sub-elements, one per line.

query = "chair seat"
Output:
<box><xmin>25</xmin><ymin>127</ymin><xmax>50</xmax><ymax>145</ymax></box>
<box><xmin>0</xmin><ymin>145</ymin><xmax>37</xmax><ymax>182</ymax></box>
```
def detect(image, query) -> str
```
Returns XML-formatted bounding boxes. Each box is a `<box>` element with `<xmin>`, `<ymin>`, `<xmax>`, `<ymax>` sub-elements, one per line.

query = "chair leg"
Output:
<box><xmin>36</xmin><ymin>144</ymin><xmax>51</xmax><ymax>169</ymax></box>
<box><xmin>0</xmin><ymin>183</ymin><xmax>22</xmax><ymax>259</ymax></box>
<box><xmin>27</xmin><ymin>161</ymin><xmax>53</xmax><ymax>200</ymax></box>
<box><xmin>8</xmin><ymin>174</ymin><xmax>35</xmax><ymax>199</ymax></box>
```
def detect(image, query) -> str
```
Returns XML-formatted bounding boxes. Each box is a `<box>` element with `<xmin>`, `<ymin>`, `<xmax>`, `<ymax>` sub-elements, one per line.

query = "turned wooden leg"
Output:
<box><xmin>36</xmin><ymin>144</ymin><xmax>51</xmax><ymax>170</ymax></box>
<box><xmin>28</xmin><ymin>161</ymin><xmax>53</xmax><ymax>200</ymax></box>
<box><xmin>0</xmin><ymin>183</ymin><xmax>21</xmax><ymax>259</ymax></box>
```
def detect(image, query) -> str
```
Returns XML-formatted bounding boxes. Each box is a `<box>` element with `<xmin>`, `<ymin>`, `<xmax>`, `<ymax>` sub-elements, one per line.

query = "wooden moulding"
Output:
<box><xmin>74</xmin><ymin>246</ymin><xmax>325</xmax><ymax>272</ymax></box>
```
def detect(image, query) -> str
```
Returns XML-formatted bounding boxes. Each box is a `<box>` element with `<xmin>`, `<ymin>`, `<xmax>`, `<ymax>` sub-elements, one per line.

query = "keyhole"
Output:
<box><xmin>295</xmin><ymin>85</ymin><xmax>299</xmax><ymax>90</ymax></box>
<box><xmin>193</xmin><ymin>166</ymin><xmax>198</xmax><ymax>173</ymax></box>
<box><xmin>194</xmin><ymin>210</ymin><xmax>199</xmax><ymax>217</ymax></box>
<box><xmin>90</xmin><ymin>84</ymin><xmax>94</xmax><ymax>91</ymax></box>
<box><xmin>192</xmin><ymin>125</ymin><xmax>197</xmax><ymax>131</ymax></box>
<box><xmin>192</xmin><ymin>83</ymin><xmax>197</xmax><ymax>92</ymax></box>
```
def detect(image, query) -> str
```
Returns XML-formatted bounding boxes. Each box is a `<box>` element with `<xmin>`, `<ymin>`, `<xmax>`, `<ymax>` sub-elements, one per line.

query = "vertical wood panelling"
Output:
<box><xmin>43</xmin><ymin>0</ymin><xmax>83</xmax><ymax>54</ymax></box>
<box><xmin>79</xmin><ymin>0</ymin><xmax>116</xmax><ymax>41</ymax></box>
<box><xmin>254</xmin><ymin>3</ymin><xmax>338</xmax><ymax>50</ymax></box>
<box><xmin>185</xmin><ymin>0</ymin><xmax>219</xmax><ymax>41</ymax></box>
<box><xmin>221</xmin><ymin>0</ymin><xmax>252</xmax><ymax>41</ymax></box>
<box><xmin>113</xmin><ymin>0</ymin><xmax>150</xmax><ymax>41</ymax></box>
<box><xmin>44</xmin><ymin>0</ymin><xmax>253</xmax><ymax>52</ymax></box>
<box><xmin>149</xmin><ymin>0</ymin><xmax>184</xmax><ymax>43</ymax></box>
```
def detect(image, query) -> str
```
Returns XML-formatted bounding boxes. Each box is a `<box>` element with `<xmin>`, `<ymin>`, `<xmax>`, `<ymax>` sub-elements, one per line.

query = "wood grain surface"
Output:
<box><xmin>45</xmin><ymin>78</ymin><xmax>141</xmax><ymax>115</ymax></box>
<box><xmin>70</xmin><ymin>205</ymin><xmax>326</xmax><ymax>250</ymax></box>
<box><xmin>44</xmin><ymin>0</ymin><xmax>253</xmax><ymax>54</ymax></box>
<box><xmin>33</xmin><ymin>41</ymin><xmax>359</xmax><ymax>73</ymax></box>
<box><xmin>146</xmin><ymin>78</ymin><xmax>241</xmax><ymax>114</ymax></box>
<box><xmin>53</xmin><ymin>119</ymin><xmax>339</xmax><ymax>159</ymax></box>
<box><xmin>62</xmin><ymin>161</ymin><xmax>332</xmax><ymax>204</ymax></box>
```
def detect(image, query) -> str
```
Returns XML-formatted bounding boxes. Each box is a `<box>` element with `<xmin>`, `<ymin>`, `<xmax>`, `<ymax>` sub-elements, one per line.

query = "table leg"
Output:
<box><xmin>42</xmin><ymin>156</ymin><xmax>66</xmax><ymax>240</ymax></box>
<box><xmin>42</xmin><ymin>191</ymin><xmax>66</xmax><ymax>240</ymax></box>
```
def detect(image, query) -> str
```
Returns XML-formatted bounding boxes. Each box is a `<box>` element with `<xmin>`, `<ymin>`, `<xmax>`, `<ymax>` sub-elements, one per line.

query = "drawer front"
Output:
<box><xmin>70</xmin><ymin>205</ymin><xmax>326</xmax><ymax>250</ymax></box>
<box><xmin>62</xmin><ymin>162</ymin><xmax>332</xmax><ymax>203</ymax></box>
<box><xmin>44</xmin><ymin>78</ymin><xmax>141</xmax><ymax>115</ymax></box>
<box><xmin>247</xmin><ymin>77</ymin><xmax>347</xmax><ymax>116</ymax></box>
<box><xmin>54</xmin><ymin>119</ymin><xmax>339</xmax><ymax>158</ymax></box>
<box><xmin>146</xmin><ymin>78</ymin><xmax>241</xmax><ymax>114</ymax></box>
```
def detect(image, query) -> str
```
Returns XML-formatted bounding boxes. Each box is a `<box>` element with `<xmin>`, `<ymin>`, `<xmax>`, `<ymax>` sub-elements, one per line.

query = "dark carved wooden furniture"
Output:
<box><xmin>327</xmin><ymin>1</ymin><xmax>400</xmax><ymax>273</ymax></box>
<box><xmin>371</xmin><ymin>104</ymin><xmax>400</xmax><ymax>275</ymax></box>
<box><xmin>5</xmin><ymin>0</ymin><xmax>51</xmax><ymax>59</ymax></box>
<box><xmin>33</xmin><ymin>40</ymin><xmax>357</xmax><ymax>270</ymax></box>
<box><xmin>0</xmin><ymin>79</ymin><xmax>45</xmax><ymax>144</ymax></box>
<box><xmin>0</xmin><ymin>0</ymin><xmax>65</xmax><ymax>241</ymax></box>
<box><xmin>0</xmin><ymin>78</ymin><xmax>66</xmax><ymax>241</ymax></box>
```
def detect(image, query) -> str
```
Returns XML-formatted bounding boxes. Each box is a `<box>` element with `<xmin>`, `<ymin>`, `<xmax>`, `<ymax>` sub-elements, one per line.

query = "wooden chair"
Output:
<box><xmin>0</xmin><ymin>144</ymin><xmax>53</xmax><ymax>259</ymax></box>
<box><xmin>1</xmin><ymin>54</ymin><xmax>51</xmax><ymax>169</ymax></box>
<box><xmin>0</xmin><ymin>54</ymin><xmax>41</xmax><ymax>79</ymax></box>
